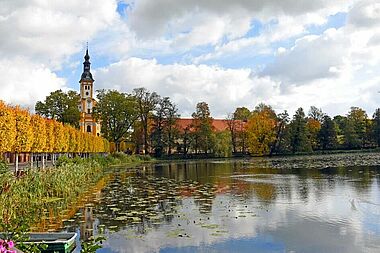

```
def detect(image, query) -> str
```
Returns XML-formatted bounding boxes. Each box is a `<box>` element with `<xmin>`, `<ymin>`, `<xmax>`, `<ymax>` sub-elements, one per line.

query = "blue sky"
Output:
<box><xmin>62</xmin><ymin>3</ymin><xmax>347</xmax><ymax>94</ymax></box>
<box><xmin>1</xmin><ymin>0</ymin><xmax>380</xmax><ymax>117</ymax></box>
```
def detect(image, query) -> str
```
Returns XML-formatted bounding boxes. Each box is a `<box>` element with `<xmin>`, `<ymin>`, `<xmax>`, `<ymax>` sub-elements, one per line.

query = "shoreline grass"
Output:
<box><xmin>0</xmin><ymin>153</ymin><xmax>153</xmax><ymax>246</ymax></box>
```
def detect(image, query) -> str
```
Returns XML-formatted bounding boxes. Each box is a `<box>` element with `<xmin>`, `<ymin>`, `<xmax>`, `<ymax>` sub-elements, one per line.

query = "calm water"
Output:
<box><xmin>59</xmin><ymin>158</ymin><xmax>380</xmax><ymax>253</ymax></box>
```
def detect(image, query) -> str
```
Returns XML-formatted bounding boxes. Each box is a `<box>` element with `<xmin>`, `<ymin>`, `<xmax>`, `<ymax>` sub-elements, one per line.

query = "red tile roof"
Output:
<box><xmin>175</xmin><ymin>118</ymin><xmax>246</xmax><ymax>132</ymax></box>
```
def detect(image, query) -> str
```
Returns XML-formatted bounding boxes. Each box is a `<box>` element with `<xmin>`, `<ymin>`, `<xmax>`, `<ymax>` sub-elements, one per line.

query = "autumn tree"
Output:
<box><xmin>306</xmin><ymin>106</ymin><xmax>323</xmax><ymax>150</ymax></box>
<box><xmin>35</xmin><ymin>90</ymin><xmax>80</xmax><ymax>127</ymax></box>
<box><xmin>288</xmin><ymin>108</ymin><xmax>312</xmax><ymax>153</ymax></box>
<box><xmin>307</xmin><ymin>119</ymin><xmax>321</xmax><ymax>150</ymax></box>
<box><xmin>30</xmin><ymin>114</ymin><xmax>46</xmax><ymax>167</ymax></box>
<box><xmin>246</xmin><ymin>104</ymin><xmax>277</xmax><ymax>155</ymax></box>
<box><xmin>93</xmin><ymin>90</ymin><xmax>138</xmax><ymax>152</ymax></box>
<box><xmin>13</xmin><ymin>107</ymin><xmax>34</xmax><ymax>171</ymax></box>
<box><xmin>133</xmin><ymin>88</ymin><xmax>160</xmax><ymax>154</ymax></box>
<box><xmin>0</xmin><ymin>101</ymin><xmax>16</xmax><ymax>153</ymax></box>
<box><xmin>344</xmin><ymin>107</ymin><xmax>367</xmax><ymax>149</ymax></box>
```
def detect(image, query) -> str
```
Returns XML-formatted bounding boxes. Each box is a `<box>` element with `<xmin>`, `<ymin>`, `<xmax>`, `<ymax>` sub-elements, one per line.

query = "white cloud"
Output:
<box><xmin>262</xmin><ymin>28</ymin><xmax>349</xmax><ymax>85</ymax></box>
<box><xmin>257</xmin><ymin>0</ymin><xmax>380</xmax><ymax>116</ymax></box>
<box><xmin>94</xmin><ymin>57</ymin><xmax>280</xmax><ymax>117</ymax></box>
<box><xmin>0</xmin><ymin>0</ymin><xmax>119</xmax><ymax>108</ymax></box>
<box><xmin>348</xmin><ymin>0</ymin><xmax>380</xmax><ymax>28</ymax></box>
<box><xmin>2</xmin><ymin>0</ymin><xmax>380</xmax><ymax>119</ymax></box>
<box><xmin>0</xmin><ymin>0</ymin><xmax>118</xmax><ymax>68</ymax></box>
<box><xmin>127</xmin><ymin>0</ymin><xmax>350</xmax><ymax>39</ymax></box>
<box><xmin>0</xmin><ymin>58</ymin><xmax>66</xmax><ymax>110</ymax></box>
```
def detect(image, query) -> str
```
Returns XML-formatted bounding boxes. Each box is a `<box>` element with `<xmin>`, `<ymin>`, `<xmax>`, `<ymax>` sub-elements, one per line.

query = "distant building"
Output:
<box><xmin>78</xmin><ymin>48</ymin><xmax>101</xmax><ymax>136</ymax></box>
<box><xmin>175</xmin><ymin>118</ymin><xmax>246</xmax><ymax>133</ymax></box>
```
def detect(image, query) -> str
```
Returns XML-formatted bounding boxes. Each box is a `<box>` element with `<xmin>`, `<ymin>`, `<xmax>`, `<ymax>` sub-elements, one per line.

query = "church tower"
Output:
<box><xmin>79</xmin><ymin>48</ymin><xmax>101</xmax><ymax>136</ymax></box>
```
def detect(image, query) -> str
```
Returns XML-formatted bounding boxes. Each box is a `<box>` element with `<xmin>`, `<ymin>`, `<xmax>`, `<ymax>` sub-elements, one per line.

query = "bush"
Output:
<box><xmin>0</xmin><ymin>160</ymin><xmax>8</xmax><ymax>174</ymax></box>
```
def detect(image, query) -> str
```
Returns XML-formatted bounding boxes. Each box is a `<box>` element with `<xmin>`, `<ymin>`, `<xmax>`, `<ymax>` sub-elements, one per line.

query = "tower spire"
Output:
<box><xmin>80</xmin><ymin>43</ymin><xmax>94</xmax><ymax>82</ymax></box>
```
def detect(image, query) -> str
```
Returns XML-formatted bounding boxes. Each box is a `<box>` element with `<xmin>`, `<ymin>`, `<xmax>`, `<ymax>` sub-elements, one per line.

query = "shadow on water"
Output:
<box><xmin>38</xmin><ymin>154</ymin><xmax>380</xmax><ymax>253</ymax></box>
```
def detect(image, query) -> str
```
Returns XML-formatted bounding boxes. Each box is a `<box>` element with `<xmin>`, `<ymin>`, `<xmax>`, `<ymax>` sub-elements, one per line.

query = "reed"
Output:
<box><xmin>0</xmin><ymin>153</ymin><xmax>152</xmax><ymax>233</ymax></box>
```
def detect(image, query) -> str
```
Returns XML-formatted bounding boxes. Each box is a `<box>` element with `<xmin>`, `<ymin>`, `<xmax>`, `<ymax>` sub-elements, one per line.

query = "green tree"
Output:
<box><xmin>93</xmin><ymin>90</ymin><xmax>138</xmax><ymax>152</ymax></box>
<box><xmin>233</xmin><ymin>107</ymin><xmax>251</xmax><ymax>153</ymax></box>
<box><xmin>318</xmin><ymin>115</ymin><xmax>337</xmax><ymax>150</ymax></box>
<box><xmin>133</xmin><ymin>88</ymin><xmax>160</xmax><ymax>154</ymax></box>
<box><xmin>289</xmin><ymin>108</ymin><xmax>312</xmax><ymax>153</ymax></box>
<box><xmin>344</xmin><ymin>107</ymin><xmax>367</xmax><ymax>149</ymax></box>
<box><xmin>333</xmin><ymin>115</ymin><xmax>346</xmax><ymax>145</ymax></box>
<box><xmin>151</xmin><ymin>96</ymin><xmax>165</xmax><ymax>157</ymax></box>
<box><xmin>234</xmin><ymin>107</ymin><xmax>251</xmax><ymax>121</ymax></box>
<box><xmin>151</xmin><ymin>97</ymin><xmax>180</xmax><ymax>157</ymax></box>
<box><xmin>270</xmin><ymin>110</ymin><xmax>289</xmax><ymax>155</ymax></box>
<box><xmin>372</xmin><ymin>108</ymin><xmax>380</xmax><ymax>147</ymax></box>
<box><xmin>164</xmin><ymin>99</ymin><xmax>180</xmax><ymax>155</ymax></box>
<box><xmin>35</xmin><ymin>90</ymin><xmax>80</xmax><ymax>127</ymax></box>
<box><xmin>214</xmin><ymin>131</ymin><xmax>232</xmax><ymax>157</ymax></box>
<box><xmin>226</xmin><ymin>113</ymin><xmax>238</xmax><ymax>153</ymax></box>
<box><xmin>192</xmin><ymin>102</ymin><xmax>215</xmax><ymax>154</ymax></box>
<box><xmin>308</xmin><ymin>106</ymin><xmax>325</xmax><ymax>122</ymax></box>
<box><xmin>343</xmin><ymin>118</ymin><xmax>360</xmax><ymax>149</ymax></box>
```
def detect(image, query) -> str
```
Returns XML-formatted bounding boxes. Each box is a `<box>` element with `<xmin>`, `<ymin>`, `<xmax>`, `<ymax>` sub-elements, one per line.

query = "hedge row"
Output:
<box><xmin>0</xmin><ymin>101</ymin><xmax>109</xmax><ymax>153</ymax></box>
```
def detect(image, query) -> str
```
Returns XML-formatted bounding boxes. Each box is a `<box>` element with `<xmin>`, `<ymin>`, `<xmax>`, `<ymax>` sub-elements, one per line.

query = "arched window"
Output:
<box><xmin>87</xmin><ymin>125</ymin><xmax>92</xmax><ymax>133</ymax></box>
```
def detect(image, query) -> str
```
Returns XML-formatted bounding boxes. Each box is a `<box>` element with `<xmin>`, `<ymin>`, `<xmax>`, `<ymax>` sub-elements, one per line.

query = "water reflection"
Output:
<box><xmin>52</xmin><ymin>159</ymin><xmax>380</xmax><ymax>253</ymax></box>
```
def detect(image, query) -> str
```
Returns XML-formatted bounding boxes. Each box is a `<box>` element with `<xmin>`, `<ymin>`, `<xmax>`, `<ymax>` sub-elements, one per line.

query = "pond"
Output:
<box><xmin>53</xmin><ymin>154</ymin><xmax>380</xmax><ymax>253</ymax></box>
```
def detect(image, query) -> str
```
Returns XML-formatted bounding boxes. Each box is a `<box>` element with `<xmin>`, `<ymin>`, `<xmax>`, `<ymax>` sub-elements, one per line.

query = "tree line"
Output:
<box><xmin>227</xmin><ymin>104</ymin><xmax>380</xmax><ymax>155</ymax></box>
<box><xmin>34</xmin><ymin>88</ymin><xmax>380</xmax><ymax>157</ymax></box>
<box><xmin>0</xmin><ymin>100</ymin><xmax>110</xmax><ymax>169</ymax></box>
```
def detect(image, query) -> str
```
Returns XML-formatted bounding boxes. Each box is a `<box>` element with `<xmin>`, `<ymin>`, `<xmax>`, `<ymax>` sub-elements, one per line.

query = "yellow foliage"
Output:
<box><xmin>247</xmin><ymin>110</ymin><xmax>277</xmax><ymax>155</ymax></box>
<box><xmin>30</xmin><ymin>114</ymin><xmax>46</xmax><ymax>153</ymax></box>
<box><xmin>0</xmin><ymin>101</ymin><xmax>16</xmax><ymax>152</ymax></box>
<box><xmin>13</xmin><ymin>106</ymin><xmax>33</xmax><ymax>153</ymax></box>
<box><xmin>307</xmin><ymin>119</ymin><xmax>321</xmax><ymax>149</ymax></box>
<box><xmin>45</xmin><ymin>120</ymin><xmax>55</xmax><ymax>153</ymax></box>
<box><xmin>0</xmin><ymin>100</ymin><xmax>110</xmax><ymax>154</ymax></box>
<box><xmin>53</xmin><ymin>121</ymin><xmax>65</xmax><ymax>152</ymax></box>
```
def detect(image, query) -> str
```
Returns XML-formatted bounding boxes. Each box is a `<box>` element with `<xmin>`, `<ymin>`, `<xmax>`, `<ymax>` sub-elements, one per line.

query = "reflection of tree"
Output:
<box><xmin>297</xmin><ymin>180</ymin><xmax>309</xmax><ymax>201</ymax></box>
<box><xmin>156</xmin><ymin>161</ymin><xmax>236</xmax><ymax>185</ymax></box>
<box><xmin>193</xmin><ymin>184</ymin><xmax>216</xmax><ymax>214</ymax></box>
<box><xmin>251</xmin><ymin>183</ymin><xmax>276</xmax><ymax>202</ymax></box>
<box><xmin>46</xmin><ymin>159</ymin><xmax>380</xmax><ymax>244</ymax></box>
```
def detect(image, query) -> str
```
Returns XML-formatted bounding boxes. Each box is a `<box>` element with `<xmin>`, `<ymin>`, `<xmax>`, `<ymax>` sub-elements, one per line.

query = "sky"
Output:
<box><xmin>0</xmin><ymin>0</ymin><xmax>380</xmax><ymax>118</ymax></box>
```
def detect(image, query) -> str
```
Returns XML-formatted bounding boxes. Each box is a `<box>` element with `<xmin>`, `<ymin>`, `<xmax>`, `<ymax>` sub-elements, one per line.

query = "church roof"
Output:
<box><xmin>80</xmin><ymin>48</ymin><xmax>94</xmax><ymax>82</ymax></box>
<box><xmin>175</xmin><ymin>118</ymin><xmax>246</xmax><ymax>133</ymax></box>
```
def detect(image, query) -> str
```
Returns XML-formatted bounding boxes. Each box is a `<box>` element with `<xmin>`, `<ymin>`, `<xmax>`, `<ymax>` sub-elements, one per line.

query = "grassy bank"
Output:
<box><xmin>0</xmin><ymin>153</ymin><xmax>152</xmax><ymax>244</ymax></box>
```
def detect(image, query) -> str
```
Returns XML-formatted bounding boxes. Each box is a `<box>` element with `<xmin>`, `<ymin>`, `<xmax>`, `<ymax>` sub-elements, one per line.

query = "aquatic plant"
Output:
<box><xmin>80</xmin><ymin>236</ymin><xmax>105</xmax><ymax>253</ymax></box>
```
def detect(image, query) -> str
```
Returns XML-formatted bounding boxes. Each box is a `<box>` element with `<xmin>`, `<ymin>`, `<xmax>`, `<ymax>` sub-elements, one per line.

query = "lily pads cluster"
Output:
<box><xmin>246</xmin><ymin>152</ymin><xmax>380</xmax><ymax>170</ymax></box>
<box><xmin>58</xmin><ymin>174</ymin><xmax>227</xmax><ymax>237</ymax></box>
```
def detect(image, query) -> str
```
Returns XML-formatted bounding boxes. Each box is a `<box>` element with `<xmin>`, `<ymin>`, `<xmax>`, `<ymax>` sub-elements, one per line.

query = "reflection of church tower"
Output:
<box><xmin>79</xmin><ymin>47</ymin><xmax>101</xmax><ymax>136</ymax></box>
<box><xmin>80</xmin><ymin>206</ymin><xmax>95</xmax><ymax>241</ymax></box>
